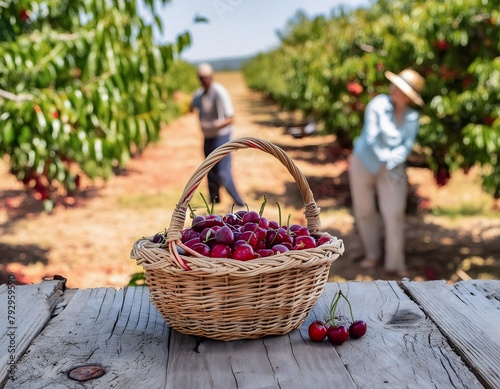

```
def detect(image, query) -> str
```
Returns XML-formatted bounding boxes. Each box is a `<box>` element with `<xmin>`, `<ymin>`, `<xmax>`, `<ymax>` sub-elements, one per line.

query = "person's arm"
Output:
<box><xmin>363</xmin><ymin>97</ymin><xmax>392</xmax><ymax>162</ymax></box>
<box><xmin>190</xmin><ymin>90</ymin><xmax>201</xmax><ymax>113</ymax></box>
<box><xmin>385</xmin><ymin>114</ymin><xmax>420</xmax><ymax>170</ymax></box>
<box><xmin>213</xmin><ymin>116</ymin><xmax>234</xmax><ymax>129</ymax></box>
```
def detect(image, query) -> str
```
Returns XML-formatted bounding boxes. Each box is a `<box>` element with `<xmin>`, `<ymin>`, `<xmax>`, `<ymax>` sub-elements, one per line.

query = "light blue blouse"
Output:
<box><xmin>353</xmin><ymin>94</ymin><xmax>420</xmax><ymax>175</ymax></box>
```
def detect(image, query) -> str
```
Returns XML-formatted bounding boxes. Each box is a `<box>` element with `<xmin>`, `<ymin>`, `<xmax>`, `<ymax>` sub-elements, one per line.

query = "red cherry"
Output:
<box><xmin>256</xmin><ymin>248</ymin><xmax>274</xmax><ymax>258</ymax></box>
<box><xmin>434</xmin><ymin>39</ymin><xmax>449</xmax><ymax>51</ymax></box>
<box><xmin>215</xmin><ymin>225</ymin><xmax>234</xmax><ymax>245</ymax></box>
<box><xmin>293</xmin><ymin>235</ymin><xmax>317</xmax><ymax>250</ymax></box>
<box><xmin>231</xmin><ymin>243</ymin><xmax>255</xmax><ymax>261</ymax></box>
<box><xmin>308</xmin><ymin>321</ymin><xmax>328</xmax><ymax>342</ymax></box>
<box><xmin>294</xmin><ymin>226</ymin><xmax>310</xmax><ymax>237</ymax></box>
<box><xmin>271</xmin><ymin>244</ymin><xmax>289</xmax><ymax>254</ymax></box>
<box><xmin>210</xmin><ymin>243</ymin><xmax>232</xmax><ymax>258</ymax></box>
<box><xmin>191</xmin><ymin>215</ymin><xmax>206</xmax><ymax>231</ymax></box>
<box><xmin>190</xmin><ymin>242</ymin><xmax>211</xmax><ymax>256</ymax></box>
<box><xmin>258</xmin><ymin>217</ymin><xmax>270</xmax><ymax>230</ymax></box>
<box><xmin>349</xmin><ymin>320</ymin><xmax>367</xmax><ymax>339</ymax></box>
<box><xmin>205</xmin><ymin>214</ymin><xmax>224</xmax><ymax>228</ymax></box>
<box><xmin>222</xmin><ymin>213</ymin><xmax>241</xmax><ymax>226</ymax></box>
<box><xmin>19</xmin><ymin>10</ymin><xmax>30</xmax><ymax>22</ymax></box>
<box><xmin>327</xmin><ymin>325</ymin><xmax>349</xmax><ymax>345</ymax></box>
<box><xmin>242</xmin><ymin>210</ymin><xmax>260</xmax><ymax>224</ymax></box>
<box><xmin>316</xmin><ymin>235</ymin><xmax>331</xmax><ymax>246</ymax></box>
<box><xmin>268</xmin><ymin>220</ymin><xmax>279</xmax><ymax>229</ymax></box>
<box><xmin>184</xmin><ymin>237</ymin><xmax>201</xmax><ymax>248</ymax></box>
<box><xmin>483</xmin><ymin>117</ymin><xmax>495</xmax><ymax>126</ymax></box>
<box><xmin>181</xmin><ymin>228</ymin><xmax>200</xmax><ymax>243</ymax></box>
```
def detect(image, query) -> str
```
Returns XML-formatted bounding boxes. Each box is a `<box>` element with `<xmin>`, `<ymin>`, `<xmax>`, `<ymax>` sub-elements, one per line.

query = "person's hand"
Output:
<box><xmin>200</xmin><ymin>120</ymin><xmax>218</xmax><ymax>131</ymax></box>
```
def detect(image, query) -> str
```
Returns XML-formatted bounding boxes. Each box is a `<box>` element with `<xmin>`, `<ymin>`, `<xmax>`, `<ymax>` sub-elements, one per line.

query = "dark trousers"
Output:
<box><xmin>204</xmin><ymin>134</ymin><xmax>244</xmax><ymax>206</ymax></box>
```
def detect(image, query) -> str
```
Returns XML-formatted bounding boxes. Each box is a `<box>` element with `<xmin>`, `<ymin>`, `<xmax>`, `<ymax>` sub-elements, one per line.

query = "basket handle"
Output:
<box><xmin>166</xmin><ymin>137</ymin><xmax>322</xmax><ymax>269</ymax></box>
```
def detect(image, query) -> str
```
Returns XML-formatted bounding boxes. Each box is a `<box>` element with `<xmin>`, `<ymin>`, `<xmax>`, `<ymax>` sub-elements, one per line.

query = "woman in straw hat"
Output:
<box><xmin>348</xmin><ymin>69</ymin><xmax>425</xmax><ymax>278</ymax></box>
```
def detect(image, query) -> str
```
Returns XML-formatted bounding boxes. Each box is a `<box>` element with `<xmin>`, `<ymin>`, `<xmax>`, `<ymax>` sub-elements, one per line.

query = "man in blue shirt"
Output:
<box><xmin>348</xmin><ymin>69</ymin><xmax>425</xmax><ymax>277</ymax></box>
<box><xmin>190</xmin><ymin>63</ymin><xmax>244</xmax><ymax>206</ymax></box>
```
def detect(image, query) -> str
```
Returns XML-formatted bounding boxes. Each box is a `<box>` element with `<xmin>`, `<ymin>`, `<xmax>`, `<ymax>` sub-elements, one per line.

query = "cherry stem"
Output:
<box><xmin>199</xmin><ymin>192</ymin><xmax>212</xmax><ymax>214</ymax></box>
<box><xmin>339</xmin><ymin>290</ymin><xmax>355</xmax><ymax>323</ymax></box>
<box><xmin>275</xmin><ymin>201</ymin><xmax>282</xmax><ymax>226</ymax></box>
<box><xmin>187</xmin><ymin>204</ymin><xmax>196</xmax><ymax>219</ymax></box>
<box><xmin>329</xmin><ymin>292</ymin><xmax>342</xmax><ymax>327</ymax></box>
<box><xmin>259</xmin><ymin>195</ymin><xmax>267</xmax><ymax>217</ymax></box>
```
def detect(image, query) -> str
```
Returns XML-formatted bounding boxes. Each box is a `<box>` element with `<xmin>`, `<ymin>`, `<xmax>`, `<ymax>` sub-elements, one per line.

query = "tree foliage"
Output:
<box><xmin>243</xmin><ymin>0</ymin><xmax>499</xmax><ymax>196</ymax></box>
<box><xmin>0</xmin><ymin>0</ymin><xmax>197</xmax><ymax>208</ymax></box>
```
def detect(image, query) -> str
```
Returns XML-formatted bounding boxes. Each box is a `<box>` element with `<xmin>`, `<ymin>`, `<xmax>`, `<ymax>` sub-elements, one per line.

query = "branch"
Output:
<box><xmin>358</xmin><ymin>43</ymin><xmax>387</xmax><ymax>56</ymax></box>
<box><xmin>0</xmin><ymin>88</ymin><xmax>34</xmax><ymax>102</ymax></box>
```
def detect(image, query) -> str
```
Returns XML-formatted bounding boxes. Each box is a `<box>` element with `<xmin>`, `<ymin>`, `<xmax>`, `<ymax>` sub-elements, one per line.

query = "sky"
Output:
<box><xmin>140</xmin><ymin>0</ymin><xmax>371</xmax><ymax>62</ymax></box>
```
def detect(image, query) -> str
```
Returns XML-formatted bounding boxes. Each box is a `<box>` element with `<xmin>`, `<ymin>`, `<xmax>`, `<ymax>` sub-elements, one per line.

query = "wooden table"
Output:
<box><xmin>1</xmin><ymin>278</ymin><xmax>499</xmax><ymax>388</ymax></box>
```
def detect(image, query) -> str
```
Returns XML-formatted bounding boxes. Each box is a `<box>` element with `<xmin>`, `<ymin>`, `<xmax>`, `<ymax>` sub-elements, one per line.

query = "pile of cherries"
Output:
<box><xmin>153</xmin><ymin>201</ymin><xmax>331</xmax><ymax>261</ymax></box>
<box><xmin>308</xmin><ymin>290</ymin><xmax>367</xmax><ymax>345</ymax></box>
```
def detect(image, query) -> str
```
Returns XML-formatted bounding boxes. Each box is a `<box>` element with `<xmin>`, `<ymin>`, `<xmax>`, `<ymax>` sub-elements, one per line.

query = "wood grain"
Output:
<box><xmin>403</xmin><ymin>280</ymin><xmax>500</xmax><ymax>389</ymax></box>
<box><xmin>3</xmin><ymin>281</ymin><xmax>498</xmax><ymax>389</ymax></box>
<box><xmin>0</xmin><ymin>280</ymin><xmax>64</xmax><ymax>385</ymax></box>
<box><xmin>315</xmin><ymin>281</ymin><xmax>484</xmax><ymax>389</ymax></box>
<box><xmin>4</xmin><ymin>286</ymin><xmax>169</xmax><ymax>388</ymax></box>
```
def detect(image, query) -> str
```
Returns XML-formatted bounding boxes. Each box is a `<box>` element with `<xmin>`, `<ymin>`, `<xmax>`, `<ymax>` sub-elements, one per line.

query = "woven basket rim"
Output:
<box><xmin>132</xmin><ymin>234</ymin><xmax>344</xmax><ymax>275</ymax></box>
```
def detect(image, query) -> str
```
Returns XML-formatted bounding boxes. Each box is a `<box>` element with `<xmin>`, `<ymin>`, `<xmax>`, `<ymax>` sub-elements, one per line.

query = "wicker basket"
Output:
<box><xmin>130</xmin><ymin>137</ymin><xmax>344</xmax><ymax>341</ymax></box>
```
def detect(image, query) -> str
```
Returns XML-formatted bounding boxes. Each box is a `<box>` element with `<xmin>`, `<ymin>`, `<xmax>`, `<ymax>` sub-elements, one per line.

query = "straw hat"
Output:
<box><xmin>385</xmin><ymin>69</ymin><xmax>425</xmax><ymax>107</ymax></box>
<box><xmin>197</xmin><ymin>63</ymin><xmax>214</xmax><ymax>77</ymax></box>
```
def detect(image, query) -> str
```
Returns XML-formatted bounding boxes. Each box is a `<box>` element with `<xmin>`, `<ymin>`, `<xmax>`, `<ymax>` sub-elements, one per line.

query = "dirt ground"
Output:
<box><xmin>1</xmin><ymin>72</ymin><xmax>499</xmax><ymax>288</ymax></box>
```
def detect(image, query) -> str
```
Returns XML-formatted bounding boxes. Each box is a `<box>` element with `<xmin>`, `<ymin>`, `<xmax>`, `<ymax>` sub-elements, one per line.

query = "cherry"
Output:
<box><xmin>294</xmin><ymin>226</ymin><xmax>311</xmax><ymax>237</ymax></box>
<box><xmin>256</xmin><ymin>248</ymin><xmax>274</xmax><ymax>258</ymax></box>
<box><xmin>268</xmin><ymin>220</ymin><xmax>279</xmax><ymax>229</ymax></box>
<box><xmin>181</xmin><ymin>228</ymin><xmax>199</xmax><ymax>243</ymax></box>
<box><xmin>210</xmin><ymin>243</ymin><xmax>232</xmax><ymax>258</ymax></box>
<box><xmin>271</xmin><ymin>244</ymin><xmax>289</xmax><ymax>254</ymax></box>
<box><xmin>191</xmin><ymin>215</ymin><xmax>206</xmax><ymax>231</ymax></box>
<box><xmin>222</xmin><ymin>213</ymin><xmax>241</xmax><ymax>226</ymax></box>
<box><xmin>152</xmin><ymin>232</ymin><xmax>165</xmax><ymax>244</ymax></box>
<box><xmin>258</xmin><ymin>217</ymin><xmax>270</xmax><ymax>230</ymax></box>
<box><xmin>235</xmin><ymin>210</ymin><xmax>247</xmax><ymax>219</ymax></box>
<box><xmin>327</xmin><ymin>325</ymin><xmax>349</xmax><ymax>345</ymax></box>
<box><xmin>205</xmin><ymin>214</ymin><xmax>224</xmax><ymax>228</ymax></box>
<box><xmin>308</xmin><ymin>321</ymin><xmax>328</xmax><ymax>342</ymax></box>
<box><xmin>275</xmin><ymin>227</ymin><xmax>293</xmax><ymax>246</ymax></box>
<box><xmin>239</xmin><ymin>230</ymin><xmax>261</xmax><ymax>250</ymax></box>
<box><xmin>293</xmin><ymin>235</ymin><xmax>317</xmax><ymax>250</ymax></box>
<box><xmin>190</xmin><ymin>242</ymin><xmax>211</xmax><ymax>256</ymax></box>
<box><xmin>349</xmin><ymin>320</ymin><xmax>367</xmax><ymax>339</ymax></box>
<box><xmin>184</xmin><ymin>237</ymin><xmax>200</xmax><ymax>248</ymax></box>
<box><xmin>316</xmin><ymin>235</ymin><xmax>331</xmax><ymax>246</ymax></box>
<box><xmin>215</xmin><ymin>225</ymin><xmax>234</xmax><ymax>245</ymax></box>
<box><xmin>242</xmin><ymin>210</ymin><xmax>260</xmax><ymax>224</ymax></box>
<box><xmin>231</xmin><ymin>243</ymin><xmax>255</xmax><ymax>261</ymax></box>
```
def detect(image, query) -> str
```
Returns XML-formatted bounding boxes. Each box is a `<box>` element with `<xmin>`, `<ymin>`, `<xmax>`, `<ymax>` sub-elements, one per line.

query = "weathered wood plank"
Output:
<box><xmin>166</xmin><ymin>328</ymin><xmax>356</xmax><ymax>389</ymax></box>
<box><xmin>0</xmin><ymin>280</ymin><xmax>65</xmax><ymax>386</ymax></box>
<box><xmin>402</xmin><ymin>280</ymin><xmax>500</xmax><ymax>389</ymax></box>
<box><xmin>319</xmin><ymin>281</ymin><xmax>484</xmax><ymax>389</ymax></box>
<box><xmin>4</xmin><ymin>286</ymin><xmax>170</xmax><ymax>389</ymax></box>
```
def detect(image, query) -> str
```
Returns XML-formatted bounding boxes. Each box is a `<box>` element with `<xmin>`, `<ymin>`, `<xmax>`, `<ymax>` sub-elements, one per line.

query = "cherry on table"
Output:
<box><xmin>308</xmin><ymin>321</ymin><xmax>328</xmax><ymax>342</ymax></box>
<box><xmin>327</xmin><ymin>325</ymin><xmax>349</xmax><ymax>345</ymax></box>
<box><xmin>349</xmin><ymin>320</ymin><xmax>367</xmax><ymax>339</ymax></box>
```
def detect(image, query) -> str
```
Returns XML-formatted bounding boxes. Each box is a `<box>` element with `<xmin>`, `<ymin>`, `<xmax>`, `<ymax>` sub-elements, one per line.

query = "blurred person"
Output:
<box><xmin>348</xmin><ymin>69</ymin><xmax>425</xmax><ymax>277</ymax></box>
<box><xmin>190</xmin><ymin>63</ymin><xmax>244</xmax><ymax>206</ymax></box>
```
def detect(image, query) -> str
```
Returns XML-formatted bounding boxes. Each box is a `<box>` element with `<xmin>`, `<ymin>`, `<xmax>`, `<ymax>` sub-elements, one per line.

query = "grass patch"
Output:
<box><xmin>430</xmin><ymin>201</ymin><xmax>497</xmax><ymax>218</ymax></box>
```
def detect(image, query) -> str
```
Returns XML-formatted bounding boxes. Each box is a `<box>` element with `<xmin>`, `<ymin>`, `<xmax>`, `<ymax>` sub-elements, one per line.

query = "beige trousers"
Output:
<box><xmin>348</xmin><ymin>155</ymin><xmax>408</xmax><ymax>271</ymax></box>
